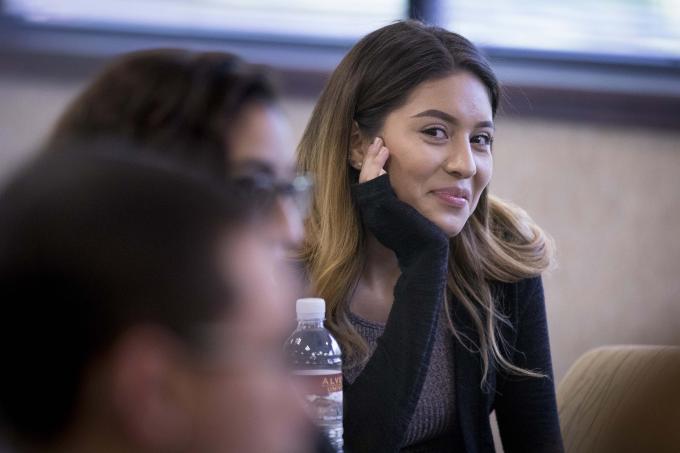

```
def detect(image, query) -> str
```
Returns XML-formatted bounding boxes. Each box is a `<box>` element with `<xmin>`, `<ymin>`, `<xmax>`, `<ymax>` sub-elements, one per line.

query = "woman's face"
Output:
<box><xmin>367</xmin><ymin>71</ymin><xmax>494</xmax><ymax>237</ymax></box>
<box><xmin>228</xmin><ymin>103</ymin><xmax>305</xmax><ymax>250</ymax></box>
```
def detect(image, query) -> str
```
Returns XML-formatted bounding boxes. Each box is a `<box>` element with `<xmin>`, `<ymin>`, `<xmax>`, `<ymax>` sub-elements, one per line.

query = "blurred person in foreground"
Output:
<box><xmin>43</xmin><ymin>49</ymin><xmax>334</xmax><ymax>452</ymax></box>
<box><xmin>0</xmin><ymin>144</ymin><xmax>313</xmax><ymax>453</ymax></box>
<box><xmin>48</xmin><ymin>48</ymin><xmax>307</xmax><ymax>254</ymax></box>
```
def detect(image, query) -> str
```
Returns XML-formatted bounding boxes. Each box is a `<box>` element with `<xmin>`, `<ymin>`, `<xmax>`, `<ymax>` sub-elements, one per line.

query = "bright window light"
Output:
<box><xmin>5</xmin><ymin>0</ymin><xmax>408</xmax><ymax>41</ymax></box>
<box><xmin>441</xmin><ymin>0</ymin><xmax>680</xmax><ymax>60</ymax></box>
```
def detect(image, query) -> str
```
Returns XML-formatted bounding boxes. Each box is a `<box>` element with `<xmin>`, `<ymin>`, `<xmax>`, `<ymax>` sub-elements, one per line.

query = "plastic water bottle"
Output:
<box><xmin>284</xmin><ymin>298</ymin><xmax>343</xmax><ymax>452</ymax></box>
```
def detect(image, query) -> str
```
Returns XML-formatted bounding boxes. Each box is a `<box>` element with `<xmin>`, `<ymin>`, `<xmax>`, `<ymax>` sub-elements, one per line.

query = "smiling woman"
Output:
<box><xmin>356</xmin><ymin>74</ymin><xmax>495</xmax><ymax>238</ymax></box>
<box><xmin>297</xmin><ymin>20</ymin><xmax>562</xmax><ymax>452</ymax></box>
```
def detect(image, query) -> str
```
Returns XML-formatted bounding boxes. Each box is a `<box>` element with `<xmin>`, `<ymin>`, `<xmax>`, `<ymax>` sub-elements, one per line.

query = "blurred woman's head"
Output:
<box><xmin>0</xmin><ymin>144</ymin><xmax>310</xmax><ymax>453</ymax></box>
<box><xmin>298</xmin><ymin>20</ymin><xmax>552</xmax><ymax>379</ymax></box>
<box><xmin>50</xmin><ymin>49</ymin><xmax>304</xmax><ymax>249</ymax></box>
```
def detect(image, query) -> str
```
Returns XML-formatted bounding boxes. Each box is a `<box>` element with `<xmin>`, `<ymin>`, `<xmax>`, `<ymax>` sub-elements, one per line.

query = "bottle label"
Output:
<box><xmin>291</xmin><ymin>369</ymin><xmax>343</xmax><ymax>423</ymax></box>
<box><xmin>292</xmin><ymin>369</ymin><xmax>342</xmax><ymax>396</ymax></box>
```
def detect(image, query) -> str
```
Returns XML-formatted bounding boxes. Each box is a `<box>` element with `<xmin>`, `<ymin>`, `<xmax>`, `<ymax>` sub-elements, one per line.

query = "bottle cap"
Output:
<box><xmin>296</xmin><ymin>297</ymin><xmax>326</xmax><ymax>320</ymax></box>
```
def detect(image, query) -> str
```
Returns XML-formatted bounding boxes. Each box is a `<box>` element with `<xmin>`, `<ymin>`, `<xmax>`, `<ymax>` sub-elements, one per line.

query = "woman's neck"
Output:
<box><xmin>350</xmin><ymin>231</ymin><xmax>401</xmax><ymax>323</ymax></box>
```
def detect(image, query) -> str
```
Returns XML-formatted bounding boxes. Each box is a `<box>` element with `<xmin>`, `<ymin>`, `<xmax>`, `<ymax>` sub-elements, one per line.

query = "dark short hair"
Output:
<box><xmin>48</xmin><ymin>49</ymin><xmax>278</xmax><ymax>178</ymax></box>
<box><xmin>0</xmin><ymin>141</ymin><xmax>254</xmax><ymax>444</ymax></box>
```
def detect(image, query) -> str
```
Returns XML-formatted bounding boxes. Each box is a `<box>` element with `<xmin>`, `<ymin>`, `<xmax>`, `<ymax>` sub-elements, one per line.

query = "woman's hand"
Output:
<box><xmin>358</xmin><ymin>137</ymin><xmax>389</xmax><ymax>183</ymax></box>
<box><xmin>351</xmin><ymin>137</ymin><xmax>448</xmax><ymax>266</ymax></box>
<box><xmin>345</xmin><ymin>141</ymin><xmax>450</xmax><ymax>453</ymax></box>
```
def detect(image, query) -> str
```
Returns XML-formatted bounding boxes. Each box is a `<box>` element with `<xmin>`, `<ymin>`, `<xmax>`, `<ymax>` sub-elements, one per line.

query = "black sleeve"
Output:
<box><xmin>344</xmin><ymin>174</ymin><xmax>449</xmax><ymax>453</ymax></box>
<box><xmin>494</xmin><ymin>277</ymin><xmax>565</xmax><ymax>453</ymax></box>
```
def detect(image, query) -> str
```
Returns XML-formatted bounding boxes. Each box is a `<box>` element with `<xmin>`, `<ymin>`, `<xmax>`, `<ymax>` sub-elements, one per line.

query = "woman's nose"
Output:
<box><xmin>443</xmin><ymin>137</ymin><xmax>477</xmax><ymax>178</ymax></box>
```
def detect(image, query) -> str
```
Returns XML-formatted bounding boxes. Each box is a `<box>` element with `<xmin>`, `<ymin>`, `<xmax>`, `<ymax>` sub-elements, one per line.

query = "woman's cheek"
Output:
<box><xmin>388</xmin><ymin>157</ymin><xmax>430</xmax><ymax>206</ymax></box>
<box><xmin>476</xmin><ymin>154</ymin><xmax>493</xmax><ymax>184</ymax></box>
<box><xmin>471</xmin><ymin>157</ymin><xmax>493</xmax><ymax>210</ymax></box>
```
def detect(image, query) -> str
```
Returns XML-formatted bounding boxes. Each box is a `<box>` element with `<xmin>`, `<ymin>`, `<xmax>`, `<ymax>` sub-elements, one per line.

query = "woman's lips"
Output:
<box><xmin>432</xmin><ymin>188</ymin><xmax>470</xmax><ymax>209</ymax></box>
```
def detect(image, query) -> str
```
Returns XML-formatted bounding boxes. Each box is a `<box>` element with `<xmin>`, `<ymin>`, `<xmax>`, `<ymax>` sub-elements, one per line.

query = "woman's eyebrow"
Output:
<box><xmin>411</xmin><ymin>109</ymin><xmax>494</xmax><ymax>129</ymax></box>
<box><xmin>412</xmin><ymin>109</ymin><xmax>456</xmax><ymax>123</ymax></box>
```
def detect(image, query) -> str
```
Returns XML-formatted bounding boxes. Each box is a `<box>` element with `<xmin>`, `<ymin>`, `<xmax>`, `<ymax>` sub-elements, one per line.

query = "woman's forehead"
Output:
<box><xmin>396</xmin><ymin>72</ymin><xmax>494</xmax><ymax>124</ymax></box>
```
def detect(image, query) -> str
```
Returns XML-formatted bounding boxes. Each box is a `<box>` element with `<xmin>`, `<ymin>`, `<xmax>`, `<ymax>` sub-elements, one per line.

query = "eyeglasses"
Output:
<box><xmin>232</xmin><ymin>172</ymin><xmax>314</xmax><ymax>217</ymax></box>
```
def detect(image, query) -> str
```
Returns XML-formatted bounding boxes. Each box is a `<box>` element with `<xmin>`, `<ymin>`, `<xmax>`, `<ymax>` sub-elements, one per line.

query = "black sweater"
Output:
<box><xmin>344</xmin><ymin>174</ymin><xmax>564</xmax><ymax>453</ymax></box>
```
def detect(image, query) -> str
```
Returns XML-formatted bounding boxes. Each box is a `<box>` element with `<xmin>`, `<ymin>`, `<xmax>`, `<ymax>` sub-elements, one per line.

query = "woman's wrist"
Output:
<box><xmin>351</xmin><ymin>173</ymin><xmax>393</xmax><ymax>203</ymax></box>
<box><xmin>352</xmin><ymin>174</ymin><xmax>449</xmax><ymax>265</ymax></box>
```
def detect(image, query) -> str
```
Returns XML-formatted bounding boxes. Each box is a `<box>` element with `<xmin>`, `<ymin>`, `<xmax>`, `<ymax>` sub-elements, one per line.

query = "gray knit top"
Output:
<box><xmin>344</xmin><ymin>307</ymin><xmax>456</xmax><ymax>450</ymax></box>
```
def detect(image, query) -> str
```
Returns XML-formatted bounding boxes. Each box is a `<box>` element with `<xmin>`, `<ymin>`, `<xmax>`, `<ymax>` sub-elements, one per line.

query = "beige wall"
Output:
<box><xmin>0</xmin><ymin>74</ymin><xmax>83</xmax><ymax>181</ymax></box>
<box><xmin>2</xmin><ymin>75</ymin><xmax>679</xmax><ymax>382</ymax></box>
<box><xmin>491</xmin><ymin>116</ymin><xmax>680</xmax><ymax>380</ymax></box>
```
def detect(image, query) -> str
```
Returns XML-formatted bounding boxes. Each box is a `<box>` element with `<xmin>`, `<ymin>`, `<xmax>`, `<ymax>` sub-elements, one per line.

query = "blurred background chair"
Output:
<box><xmin>557</xmin><ymin>345</ymin><xmax>680</xmax><ymax>453</ymax></box>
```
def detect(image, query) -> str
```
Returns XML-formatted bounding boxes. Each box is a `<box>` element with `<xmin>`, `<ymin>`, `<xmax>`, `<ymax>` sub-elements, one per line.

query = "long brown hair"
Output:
<box><xmin>297</xmin><ymin>20</ymin><xmax>555</xmax><ymax>382</ymax></box>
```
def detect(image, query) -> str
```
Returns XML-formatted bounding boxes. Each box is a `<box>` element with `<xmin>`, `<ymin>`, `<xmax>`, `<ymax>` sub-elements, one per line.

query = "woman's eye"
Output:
<box><xmin>471</xmin><ymin>134</ymin><xmax>492</xmax><ymax>146</ymax></box>
<box><xmin>422</xmin><ymin>127</ymin><xmax>448</xmax><ymax>139</ymax></box>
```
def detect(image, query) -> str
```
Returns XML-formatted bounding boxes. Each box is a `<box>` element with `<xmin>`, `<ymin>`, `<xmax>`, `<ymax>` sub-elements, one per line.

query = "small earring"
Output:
<box><xmin>357</xmin><ymin>162</ymin><xmax>363</xmax><ymax>168</ymax></box>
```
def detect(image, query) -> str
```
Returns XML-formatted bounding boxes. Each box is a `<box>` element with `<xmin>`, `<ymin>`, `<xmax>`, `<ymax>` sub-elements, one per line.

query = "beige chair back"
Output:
<box><xmin>558</xmin><ymin>345</ymin><xmax>680</xmax><ymax>453</ymax></box>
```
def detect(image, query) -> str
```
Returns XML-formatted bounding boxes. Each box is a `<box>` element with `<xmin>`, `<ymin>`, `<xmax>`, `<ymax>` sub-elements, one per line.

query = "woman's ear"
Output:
<box><xmin>349</xmin><ymin>121</ymin><xmax>367</xmax><ymax>170</ymax></box>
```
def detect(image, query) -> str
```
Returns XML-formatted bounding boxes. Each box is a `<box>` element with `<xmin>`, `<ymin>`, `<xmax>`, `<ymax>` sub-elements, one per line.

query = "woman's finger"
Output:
<box><xmin>359</xmin><ymin>138</ymin><xmax>389</xmax><ymax>183</ymax></box>
<box><xmin>376</xmin><ymin>146</ymin><xmax>389</xmax><ymax>176</ymax></box>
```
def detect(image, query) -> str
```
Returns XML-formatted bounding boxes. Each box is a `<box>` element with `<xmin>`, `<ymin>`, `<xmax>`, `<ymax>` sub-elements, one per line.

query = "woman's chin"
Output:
<box><xmin>433</xmin><ymin>212</ymin><xmax>471</xmax><ymax>238</ymax></box>
<box><xmin>412</xmin><ymin>202</ymin><xmax>469</xmax><ymax>238</ymax></box>
<box><xmin>443</xmin><ymin>226</ymin><xmax>465</xmax><ymax>238</ymax></box>
<box><xmin>420</xmin><ymin>202</ymin><xmax>470</xmax><ymax>238</ymax></box>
